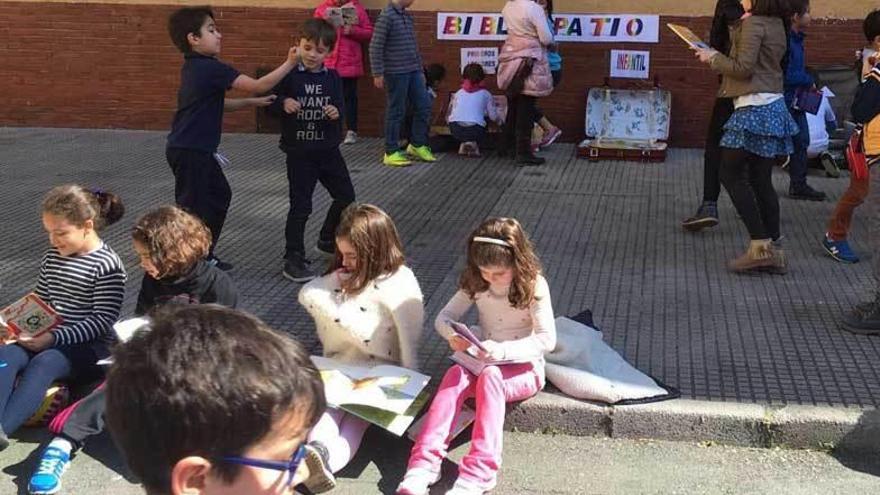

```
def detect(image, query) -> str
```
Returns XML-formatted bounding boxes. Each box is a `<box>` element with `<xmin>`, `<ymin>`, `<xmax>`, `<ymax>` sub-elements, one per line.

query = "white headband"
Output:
<box><xmin>473</xmin><ymin>236</ymin><xmax>512</xmax><ymax>248</ymax></box>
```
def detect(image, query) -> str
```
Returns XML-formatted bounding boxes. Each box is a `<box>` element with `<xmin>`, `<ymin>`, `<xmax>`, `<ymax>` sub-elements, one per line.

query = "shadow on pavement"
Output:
<box><xmin>833</xmin><ymin>409</ymin><xmax>880</xmax><ymax>477</ymax></box>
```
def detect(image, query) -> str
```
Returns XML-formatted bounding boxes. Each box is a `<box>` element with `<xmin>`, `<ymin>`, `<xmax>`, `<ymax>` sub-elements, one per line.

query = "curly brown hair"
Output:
<box><xmin>459</xmin><ymin>217</ymin><xmax>541</xmax><ymax>309</ymax></box>
<box><xmin>132</xmin><ymin>206</ymin><xmax>211</xmax><ymax>279</ymax></box>
<box><xmin>328</xmin><ymin>203</ymin><xmax>405</xmax><ymax>295</ymax></box>
<box><xmin>42</xmin><ymin>184</ymin><xmax>124</xmax><ymax>230</ymax></box>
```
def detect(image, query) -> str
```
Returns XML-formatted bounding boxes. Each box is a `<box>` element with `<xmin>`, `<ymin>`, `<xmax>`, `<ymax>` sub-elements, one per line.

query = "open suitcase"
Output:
<box><xmin>577</xmin><ymin>80</ymin><xmax>671</xmax><ymax>163</ymax></box>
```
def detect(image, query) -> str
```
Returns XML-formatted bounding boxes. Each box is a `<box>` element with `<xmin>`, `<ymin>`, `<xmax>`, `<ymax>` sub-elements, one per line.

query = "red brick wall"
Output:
<box><xmin>0</xmin><ymin>2</ymin><xmax>865</xmax><ymax>147</ymax></box>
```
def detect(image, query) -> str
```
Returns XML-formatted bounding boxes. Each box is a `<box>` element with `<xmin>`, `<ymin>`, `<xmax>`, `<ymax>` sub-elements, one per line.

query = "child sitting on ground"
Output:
<box><xmin>26</xmin><ymin>205</ymin><xmax>239</xmax><ymax>495</ymax></box>
<box><xmin>0</xmin><ymin>185</ymin><xmax>126</xmax><ymax>453</ymax></box>
<box><xmin>297</xmin><ymin>203</ymin><xmax>424</xmax><ymax>493</ymax></box>
<box><xmin>397</xmin><ymin>217</ymin><xmax>556</xmax><ymax>495</ymax></box>
<box><xmin>105</xmin><ymin>305</ymin><xmax>326</xmax><ymax>495</ymax></box>
<box><xmin>448</xmin><ymin>63</ymin><xmax>503</xmax><ymax>157</ymax></box>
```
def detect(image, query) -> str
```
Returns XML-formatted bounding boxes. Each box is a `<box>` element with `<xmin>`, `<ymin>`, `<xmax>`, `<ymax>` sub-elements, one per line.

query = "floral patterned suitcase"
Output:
<box><xmin>577</xmin><ymin>85</ymin><xmax>671</xmax><ymax>163</ymax></box>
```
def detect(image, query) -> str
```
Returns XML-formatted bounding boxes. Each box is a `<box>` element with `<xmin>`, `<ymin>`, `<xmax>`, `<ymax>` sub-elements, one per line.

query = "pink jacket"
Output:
<box><xmin>314</xmin><ymin>0</ymin><xmax>373</xmax><ymax>78</ymax></box>
<box><xmin>496</xmin><ymin>34</ymin><xmax>553</xmax><ymax>97</ymax></box>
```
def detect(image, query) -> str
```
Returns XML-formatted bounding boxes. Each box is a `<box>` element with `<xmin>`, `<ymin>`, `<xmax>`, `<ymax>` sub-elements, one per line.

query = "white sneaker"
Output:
<box><xmin>343</xmin><ymin>130</ymin><xmax>358</xmax><ymax>145</ymax></box>
<box><xmin>445</xmin><ymin>478</ymin><xmax>492</xmax><ymax>495</ymax></box>
<box><xmin>396</xmin><ymin>468</ymin><xmax>441</xmax><ymax>495</ymax></box>
<box><xmin>303</xmin><ymin>442</ymin><xmax>336</xmax><ymax>493</ymax></box>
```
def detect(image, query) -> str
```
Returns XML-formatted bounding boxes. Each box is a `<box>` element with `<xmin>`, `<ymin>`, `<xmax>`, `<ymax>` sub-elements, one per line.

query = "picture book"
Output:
<box><xmin>0</xmin><ymin>293</ymin><xmax>62</xmax><ymax>339</ymax></box>
<box><xmin>325</xmin><ymin>4</ymin><xmax>358</xmax><ymax>28</ymax></box>
<box><xmin>449</xmin><ymin>321</ymin><xmax>486</xmax><ymax>351</ymax></box>
<box><xmin>450</xmin><ymin>349</ymin><xmax>529</xmax><ymax>376</ymax></box>
<box><xmin>311</xmin><ymin>356</ymin><xmax>431</xmax><ymax>436</ymax></box>
<box><xmin>666</xmin><ymin>23</ymin><xmax>710</xmax><ymax>50</ymax></box>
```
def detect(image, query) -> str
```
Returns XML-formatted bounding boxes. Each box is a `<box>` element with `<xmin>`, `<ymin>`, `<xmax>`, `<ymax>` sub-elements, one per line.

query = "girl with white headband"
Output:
<box><xmin>397</xmin><ymin>217</ymin><xmax>556</xmax><ymax>495</ymax></box>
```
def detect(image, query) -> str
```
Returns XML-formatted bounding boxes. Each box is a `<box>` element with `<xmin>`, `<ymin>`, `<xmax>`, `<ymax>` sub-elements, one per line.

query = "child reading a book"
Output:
<box><xmin>0</xmin><ymin>185</ymin><xmax>126</xmax><ymax>451</ymax></box>
<box><xmin>298</xmin><ymin>203</ymin><xmax>424</xmax><ymax>493</ymax></box>
<box><xmin>397</xmin><ymin>217</ymin><xmax>556</xmax><ymax>495</ymax></box>
<box><xmin>26</xmin><ymin>205</ymin><xmax>239</xmax><ymax>495</ymax></box>
<box><xmin>105</xmin><ymin>305</ymin><xmax>326</xmax><ymax>495</ymax></box>
<box><xmin>448</xmin><ymin>63</ymin><xmax>503</xmax><ymax>157</ymax></box>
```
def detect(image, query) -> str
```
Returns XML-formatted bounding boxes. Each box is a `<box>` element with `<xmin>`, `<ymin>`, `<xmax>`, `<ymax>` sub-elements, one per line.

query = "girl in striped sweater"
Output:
<box><xmin>0</xmin><ymin>185</ymin><xmax>126</xmax><ymax>450</ymax></box>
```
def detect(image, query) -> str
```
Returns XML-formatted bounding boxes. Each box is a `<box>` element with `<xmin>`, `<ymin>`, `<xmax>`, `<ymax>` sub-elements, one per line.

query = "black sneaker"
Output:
<box><xmin>819</xmin><ymin>152</ymin><xmax>841</xmax><ymax>178</ymax></box>
<box><xmin>515</xmin><ymin>153</ymin><xmax>545</xmax><ymax>166</ymax></box>
<box><xmin>840</xmin><ymin>296</ymin><xmax>880</xmax><ymax>335</ymax></box>
<box><xmin>315</xmin><ymin>239</ymin><xmax>335</xmax><ymax>257</ymax></box>
<box><xmin>283</xmin><ymin>254</ymin><xmax>315</xmax><ymax>283</ymax></box>
<box><xmin>789</xmin><ymin>184</ymin><xmax>826</xmax><ymax>201</ymax></box>
<box><xmin>681</xmin><ymin>201</ymin><xmax>719</xmax><ymax>232</ymax></box>
<box><xmin>303</xmin><ymin>441</ymin><xmax>337</xmax><ymax>493</ymax></box>
<box><xmin>206</xmin><ymin>256</ymin><xmax>234</xmax><ymax>271</ymax></box>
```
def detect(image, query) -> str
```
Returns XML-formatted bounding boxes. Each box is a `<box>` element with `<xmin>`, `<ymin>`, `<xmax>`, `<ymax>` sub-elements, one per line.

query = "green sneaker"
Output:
<box><xmin>406</xmin><ymin>144</ymin><xmax>437</xmax><ymax>162</ymax></box>
<box><xmin>383</xmin><ymin>151</ymin><xmax>412</xmax><ymax>167</ymax></box>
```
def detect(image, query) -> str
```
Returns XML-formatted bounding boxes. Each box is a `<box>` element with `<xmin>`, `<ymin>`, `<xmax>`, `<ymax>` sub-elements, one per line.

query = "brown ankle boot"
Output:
<box><xmin>729</xmin><ymin>239</ymin><xmax>775</xmax><ymax>273</ymax></box>
<box><xmin>761</xmin><ymin>245</ymin><xmax>788</xmax><ymax>275</ymax></box>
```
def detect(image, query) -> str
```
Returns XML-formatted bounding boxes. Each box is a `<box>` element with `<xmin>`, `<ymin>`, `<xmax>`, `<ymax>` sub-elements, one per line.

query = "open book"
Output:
<box><xmin>667</xmin><ymin>23</ymin><xmax>710</xmax><ymax>50</ymax></box>
<box><xmin>449</xmin><ymin>321</ymin><xmax>486</xmax><ymax>351</ymax></box>
<box><xmin>450</xmin><ymin>349</ymin><xmax>529</xmax><ymax>376</ymax></box>
<box><xmin>311</xmin><ymin>356</ymin><xmax>431</xmax><ymax>436</ymax></box>
<box><xmin>325</xmin><ymin>4</ymin><xmax>358</xmax><ymax>28</ymax></box>
<box><xmin>1</xmin><ymin>293</ymin><xmax>62</xmax><ymax>339</ymax></box>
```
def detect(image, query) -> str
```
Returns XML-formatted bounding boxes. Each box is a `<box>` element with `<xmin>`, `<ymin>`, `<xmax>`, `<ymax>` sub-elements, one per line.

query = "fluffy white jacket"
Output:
<box><xmin>299</xmin><ymin>266</ymin><xmax>425</xmax><ymax>370</ymax></box>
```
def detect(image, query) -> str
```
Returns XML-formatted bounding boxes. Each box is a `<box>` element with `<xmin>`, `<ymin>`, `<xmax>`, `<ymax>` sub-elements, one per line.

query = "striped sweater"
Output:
<box><xmin>35</xmin><ymin>244</ymin><xmax>127</xmax><ymax>347</ymax></box>
<box><xmin>368</xmin><ymin>2</ymin><xmax>422</xmax><ymax>76</ymax></box>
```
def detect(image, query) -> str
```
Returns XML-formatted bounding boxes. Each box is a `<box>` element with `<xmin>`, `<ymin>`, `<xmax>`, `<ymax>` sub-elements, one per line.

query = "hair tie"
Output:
<box><xmin>90</xmin><ymin>188</ymin><xmax>105</xmax><ymax>197</ymax></box>
<box><xmin>473</xmin><ymin>236</ymin><xmax>512</xmax><ymax>248</ymax></box>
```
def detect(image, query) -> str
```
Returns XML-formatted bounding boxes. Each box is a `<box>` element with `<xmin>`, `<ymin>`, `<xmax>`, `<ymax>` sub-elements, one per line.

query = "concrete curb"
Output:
<box><xmin>506</xmin><ymin>391</ymin><xmax>879</xmax><ymax>453</ymax></box>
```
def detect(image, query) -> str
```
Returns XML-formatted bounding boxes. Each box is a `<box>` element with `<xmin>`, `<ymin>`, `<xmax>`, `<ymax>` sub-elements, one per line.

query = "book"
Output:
<box><xmin>793</xmin><ymin>87</ymin><xmax>822</xmax><ymax>115</ymax></box>
<box><xmin>666</xmin><ymin>23</ymin><xmax>711</xmax><ymax>50</ymax></box>
<box><xmin>96</xmin><ymin>317</ymin><xmax>153</xmax><ymax>366</ymax></box>
<box><xmin>450</xmin><ymin>349</ymin><xmax>529</xmax><ymax>376</ymax></box>
<box><xmin>0</xmin><ymin>293</ymin><xmax>62</xmax><ymax>339</ymax></box>
<box><xmin>311</xmin><ymin>356</ymin><xmax>431</xmax><ymax>436</ymax></box>
<box><xmin>325</xmin><ymin>4</ymin><xmax>358</xmax><ymax>28</ymax></box>
<box><xmin>449</xmin><ymin>321</ymin><xmax>486</xmax><ymax>351</ymax></box>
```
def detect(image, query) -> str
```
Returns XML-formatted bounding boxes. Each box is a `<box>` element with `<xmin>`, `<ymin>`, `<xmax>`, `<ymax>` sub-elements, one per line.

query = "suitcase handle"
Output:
<box><xmin>602</xmin><ymin>76</ymin><xmax>661</xmax><ymax>90</ymax></box>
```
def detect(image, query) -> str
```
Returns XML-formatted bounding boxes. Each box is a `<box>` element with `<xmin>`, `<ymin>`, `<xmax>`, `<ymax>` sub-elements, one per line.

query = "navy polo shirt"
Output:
<box><xmin>166</xmin><ymin>53</ymin><xmax>240</xmax><ymax>153</ymax></box>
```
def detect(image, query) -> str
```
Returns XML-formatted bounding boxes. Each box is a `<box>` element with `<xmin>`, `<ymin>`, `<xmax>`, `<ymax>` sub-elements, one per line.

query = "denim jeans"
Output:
<box><xmin>0</xmin><ymin>344</ymin><xmax>72</xmax><ymax>435</ymax></box>
<box><xmin>788</xmin><ymin>109</ymin><xmax>810</xmax><ymax>189</ymax></box>
<box><xmin>384</xmin><ymin>71</ymin><xmax>431</xmax><ymax>154</ymax></box>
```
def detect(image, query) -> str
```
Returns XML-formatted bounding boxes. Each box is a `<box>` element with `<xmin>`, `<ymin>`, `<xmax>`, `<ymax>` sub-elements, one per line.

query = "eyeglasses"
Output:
<box><xmin>221</xmin><ymin>443</ymin><xmax>307</xmax><ymax>488</ymax></box>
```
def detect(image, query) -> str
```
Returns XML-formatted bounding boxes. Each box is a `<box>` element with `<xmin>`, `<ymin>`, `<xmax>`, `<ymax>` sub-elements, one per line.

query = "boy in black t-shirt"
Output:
<box><xmin>270</xmin><ymin>19</ymin><xmax>355</xmax><ymax>282</ymax></box>
<box><xmin>165</xmin><ymin>6</ymin><xmax>299</xmax><ymax>271</ymax></box>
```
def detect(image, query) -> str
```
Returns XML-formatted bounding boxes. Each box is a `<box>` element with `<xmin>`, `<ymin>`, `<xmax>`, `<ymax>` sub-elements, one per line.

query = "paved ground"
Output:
<box><xmin>3</xmin><ymin>428</ymin><xmax>880</xmax><ymax>494</ymax></box>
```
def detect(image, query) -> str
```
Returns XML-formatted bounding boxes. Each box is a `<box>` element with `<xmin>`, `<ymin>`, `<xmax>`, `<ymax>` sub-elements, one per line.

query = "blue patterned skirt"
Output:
<box><xmin>720</xmin><ymin>98</ymin><xmax>799</xmax><ymax>158</ymax></box>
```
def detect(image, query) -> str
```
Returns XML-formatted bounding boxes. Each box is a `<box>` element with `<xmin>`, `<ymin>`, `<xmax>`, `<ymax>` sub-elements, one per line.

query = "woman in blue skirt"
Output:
<box><xmin>695</xmin><ymin>0</ymin><xmax>797</xmax><ymax>274</ymax></box>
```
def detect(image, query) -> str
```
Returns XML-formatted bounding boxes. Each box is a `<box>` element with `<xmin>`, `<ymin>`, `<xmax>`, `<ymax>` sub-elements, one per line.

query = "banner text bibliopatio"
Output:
<box><xmin>437</xmin><ymin>13</ymin><xmax>660</xmax><ymax>43</ymax></box>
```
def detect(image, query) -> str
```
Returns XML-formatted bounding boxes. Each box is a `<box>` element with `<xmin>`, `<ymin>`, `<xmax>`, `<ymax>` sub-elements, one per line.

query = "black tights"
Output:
<box><xmin>719</xmin><ymin>148</ymin><xmax>780</xmax><ymax>241</ymax></box>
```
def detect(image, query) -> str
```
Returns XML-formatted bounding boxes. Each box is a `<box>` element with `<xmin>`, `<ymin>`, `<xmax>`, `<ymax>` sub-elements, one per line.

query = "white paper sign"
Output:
<box><xmin>460</xmin><ymin>47</ymin><xmax>499</xmax><ymax>74</ymax></box>
<box><xmin>438</xmin><ymin>13</ymin><xmax>659</xmax><ymax>43</ymax></box>
<box><xmin>610</xmin><ymin>50</ymin><xmax>650</xmax><ymax>79</ymax></box>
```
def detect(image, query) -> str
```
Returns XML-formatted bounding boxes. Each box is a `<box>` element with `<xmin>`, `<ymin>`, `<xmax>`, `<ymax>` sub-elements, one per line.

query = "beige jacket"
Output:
<box><xmin>710</xmin><ymin>15</ymin><xmax>787</xmax><ymax>98</ymax></box>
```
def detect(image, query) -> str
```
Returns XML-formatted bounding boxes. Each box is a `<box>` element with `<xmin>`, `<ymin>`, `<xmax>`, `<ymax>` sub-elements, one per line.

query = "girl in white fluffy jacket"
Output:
<box><xmin>298</xmin><ymin>203</ymin><xmax>424</xmax><ymax>493</ymax></box>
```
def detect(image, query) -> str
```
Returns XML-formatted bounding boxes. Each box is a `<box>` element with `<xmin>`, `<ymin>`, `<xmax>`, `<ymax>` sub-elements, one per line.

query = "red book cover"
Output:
<box><xmin>1</xmin><ymin>293</ymin><xmax>63</xmax><ymax>339</ymax></box>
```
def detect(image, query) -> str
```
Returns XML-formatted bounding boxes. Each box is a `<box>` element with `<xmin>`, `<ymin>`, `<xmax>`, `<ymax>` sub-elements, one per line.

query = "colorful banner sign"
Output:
<box><xmin>610</xmin><ymin>50</ymin><xmax>651</xmax><ymax>79</ymax></box>
<box><xmin>437</xmin><ymin>13</ymin><xmax>660</xmax><ymax>43</ymax></box>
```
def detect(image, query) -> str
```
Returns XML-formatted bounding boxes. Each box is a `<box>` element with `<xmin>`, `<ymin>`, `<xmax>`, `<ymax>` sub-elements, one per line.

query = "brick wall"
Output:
<box><xmin>0</xmin><ymin>2</ymin><xmax>866</xmax><ymax>147</ymax></box>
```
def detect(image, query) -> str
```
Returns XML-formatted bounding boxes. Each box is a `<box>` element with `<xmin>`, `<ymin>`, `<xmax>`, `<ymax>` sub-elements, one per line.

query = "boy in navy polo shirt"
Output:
<box><xmin>166</xmin><ymin>6</ymin><xmax>300</xmax><ymax>271</ymax></box>
<box><xmin>270</xmin><ymin>19</ymin><xmax>355</xmax><ymax>282</ymax></box>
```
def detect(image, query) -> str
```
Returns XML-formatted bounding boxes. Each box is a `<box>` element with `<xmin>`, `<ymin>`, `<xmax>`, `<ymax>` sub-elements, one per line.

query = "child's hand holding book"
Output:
<box><xmin>476</xmin><ymin>340</ymin><xmax>505</xmax><ymax>361</ymax></box>
<box><xmin>17</xmin><ymin>332</ymin><xmax>54</xmax><ymax>352</ymax></box>
<box><xmin>446</xmin><ymin>334</ymin><xmax>471</xmax><ymax>352</ymax></box>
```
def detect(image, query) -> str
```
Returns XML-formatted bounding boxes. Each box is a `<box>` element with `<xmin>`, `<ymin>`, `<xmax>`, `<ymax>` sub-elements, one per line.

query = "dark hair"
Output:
<box><xmin>168</xmin><ymin>6</ymin><xmax>214</xmax><ymax>54</ymax></box>
<box><xmin>788</xmin><ymin>0</ymin><xmax>809</xmax><ymax>17</ymax></box>
<box><xmin>42</xmin><ymin>184</ymin><xmax>124</xmax><ymax>230</ymax></box>
<box><xmin>462</xmin><ymin>63</ymin><xmax>486</xmax><ymax>84</ymax></box>
<box><xmin>105</xmin><ymin>305</ymin><xmax>325</xmax><ymax>493</ymax></box>
<box><xmin>425</xmin><ymin>63</ymin><xmax>447</xmax><ymax>86</ymax></box>
<box><xmin>865</xmin><ymin>10</ymin><xmax>880</xmax><ymax>42</ymax></box>
<box><xmin>544</xmin><ymin>0</ymin><xmax>554</xmax><ymax>19</ymax></box>
<box><xmin>459</xmin><ymin>217</ymin><xmax>542</xmax><ymax>309</ymax></box>
<box><xmin>329</xmin><ymin>203</ymin><xmax>405</xmax><ymax>295</ymax></box>
<box><xmin>132</xmin><ymin>206</ymin><xmax>211</xmax><ymax>279</ymax></box>
<box><xmin>299</xmin><ymin>17</ymin><xmax>338</xmax><ymax>52</ymax></box>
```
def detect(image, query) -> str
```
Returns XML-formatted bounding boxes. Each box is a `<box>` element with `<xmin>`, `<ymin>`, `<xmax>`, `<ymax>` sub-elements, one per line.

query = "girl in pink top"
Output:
<box><xmin>314</xmin><ymin>0</ymin><xmax>373</xmax><ymax>144</ymax></box>
<box><xmin>397</xmin><ymin>217</ymin><xmax>556</xmax><ymax>495</ymax></box>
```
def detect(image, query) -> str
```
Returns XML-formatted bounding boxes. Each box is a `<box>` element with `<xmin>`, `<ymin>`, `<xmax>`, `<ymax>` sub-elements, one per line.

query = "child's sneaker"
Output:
<box><xmin>303</xmin><ymin>441</ymin><xmax>336</xmax><ymax>494</ymax></box>
<box><xmin>396</xmin><ymin>467</ymin><xmax>441</xmax><ymax>495</ymax></box>
<box><xmin>539</xmin><ymin>126</ymin><xmax>562</xmax><ymax>148</ymax></box>
<box><xmin>822</xmin><ymin>235</ymin><xmax>860</xmax><ymax>263</ymax></box>
<box><xmin>445</xmin><ymin>478</ymin><xmax>491</xmax><ymax>495</ymax></box>
<box><xmin>819</xmin><ymin>151</ymin><xmax>841</xmax><ymax>178</ymax></box>
<box><xmin>384</xmin><ymin>151</ymin><xmax>413</xmax><ymax>167</ymax></box>
<box><xmin>406</xmin><ymin>144</ymin><xmax>437</xmax><ymax>162</ymax></box>
<box><xmin>343</xmin><ymin>130</ymin><xmax>358</xmax><ymax>145</ymax></box>
<box><xmin>468</xmin><ymin>142</ymin><xmax>481</xmax><ymax>157</ymax></box>
<box><xmin>206</xmin><ymin>255</ymin><xmax>234</xmax><ymax>271</ymax></box>
<box><xmin>283</xmin><ymin>254</ymin><xmax>316</xmax><ymax>283</ymax></box>
<box><xmin>28</xmin><ymin>446</ymin><xmax>71</xmax><ymax>494</ymax></box>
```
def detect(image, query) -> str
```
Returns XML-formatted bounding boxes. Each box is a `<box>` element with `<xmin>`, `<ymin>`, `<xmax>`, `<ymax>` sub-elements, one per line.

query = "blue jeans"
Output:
<box><xmin>0</xmin><ymin>344</ymin><xmax>72</xmax><ymax>435</ymax></box>
<box><xmin>788</xmin><ymin>109</ymin><xmax>809</xmax><ymax>189</ymax></box>
<box><xmin>384</xmin><ymin>71</ymin><xmax>431</xmax><ymax>154</ymax></box>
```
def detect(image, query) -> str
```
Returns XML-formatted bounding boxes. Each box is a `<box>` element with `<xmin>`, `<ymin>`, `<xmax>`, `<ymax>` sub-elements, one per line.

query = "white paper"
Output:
<box><xmin>460</xmin><ymin>47</ymin><xmax>499</xmax><ymax>75</ymax></box>
<box><xmin>609</xmin><ymin>50</ymin><xmax>650</xmax><ymax>79</ymax></box>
